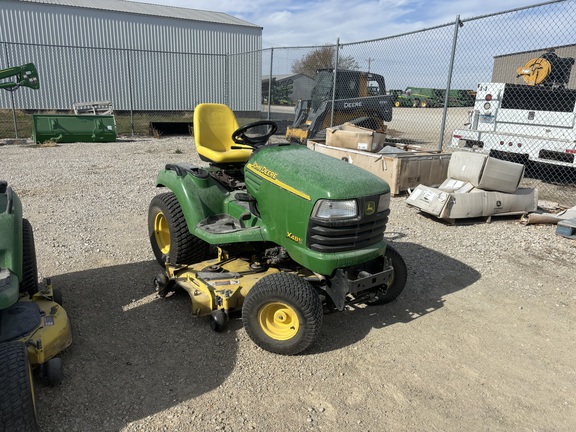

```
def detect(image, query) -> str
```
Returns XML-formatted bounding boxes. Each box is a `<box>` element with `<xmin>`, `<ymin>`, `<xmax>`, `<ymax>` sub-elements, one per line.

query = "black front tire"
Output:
<box><xmin>148</xmin><ymin>192</ymin><xmax>211</xmax><ymax>267</ymax></box>
<box><xmin>0</xmin><ymin>342</ymin><xmax>39</xmax><ymax>432</ymax></box>
<box><xmin>242</xmin><ymin>273</ymin><xmax>323</xmax><ymax>355</ymax></box>
<box><xmin>369</xmin><ymin>245</ymin><xmax>408</xmax><ymax>305</ymax></box>
<box><xmin>21</xmin><ymin>219</ymin><xmax>39</xmax><ymax>297</ymax></box>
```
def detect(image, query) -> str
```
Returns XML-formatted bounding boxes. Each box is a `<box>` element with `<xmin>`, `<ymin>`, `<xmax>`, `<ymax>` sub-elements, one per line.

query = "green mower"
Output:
<box><xmin>0</xmin><ymin>181</ymin><xmax>72</xmax><ymax>431</ymax></box>
<box><xmin>148</xmin><ymin>103</ymin><xmax>407</xmax><ymax>355</ymax></box>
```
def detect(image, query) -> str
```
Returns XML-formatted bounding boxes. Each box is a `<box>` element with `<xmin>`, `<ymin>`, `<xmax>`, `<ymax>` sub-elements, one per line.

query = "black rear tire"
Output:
<box><xmin>369</xmin><ymin>245</ymin><xmax>408</xmax><ymax>305</ymax></box>
<box><xmin>0</xmin><ymin>342</ymin><xmax>39</xmax><ymax>432</ymax></box>
<box><xmin>21</xmin><ymin>219</ymin><xmax>39</xmax><ymax>297</ymax></box>
<box><xmin>148</xmin><ymin>192</ymin><xmax>211</xmax><ymax>267</ymax></box>
<box><xmin>242</xmin><ymin>273</ymin><xmax>323</xmax><ymax>355</ymax></box>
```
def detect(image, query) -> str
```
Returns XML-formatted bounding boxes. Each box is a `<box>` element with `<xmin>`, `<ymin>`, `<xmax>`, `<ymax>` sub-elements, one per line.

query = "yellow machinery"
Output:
<box><xmin>516</xmin><ymin>49</ymin><xmax>574</xmax><ymax>87</ymax></box>
<box><xmin>286</xmin><ymin>69</ymin><xmax>393</xmax><ymax>143</ymax></box>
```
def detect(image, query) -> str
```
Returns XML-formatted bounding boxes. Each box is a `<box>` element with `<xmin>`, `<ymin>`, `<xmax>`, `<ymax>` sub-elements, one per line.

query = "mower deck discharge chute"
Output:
<box><xmin>148</xmin><ymin>103</ymin><xmax>407</xmax><ymax>355</ymax></box>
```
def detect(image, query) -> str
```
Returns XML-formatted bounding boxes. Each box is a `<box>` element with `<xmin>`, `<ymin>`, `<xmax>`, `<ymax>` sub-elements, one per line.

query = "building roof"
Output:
<box><xmin>494</xmin><ymin>44</ymin><xmax>576</xmax><ymax>59</ymax></box>
<box><xmin>16</xmin><ymin>0</ymin><xmax>261</xmax><ymax>28</ymax></box>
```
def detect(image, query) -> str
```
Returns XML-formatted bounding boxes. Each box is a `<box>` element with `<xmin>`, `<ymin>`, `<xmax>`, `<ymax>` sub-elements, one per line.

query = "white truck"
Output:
<box><xmin>450</xmin><ymin>51</ymin><xmax>576</xmax><ymax>167</ymax></box>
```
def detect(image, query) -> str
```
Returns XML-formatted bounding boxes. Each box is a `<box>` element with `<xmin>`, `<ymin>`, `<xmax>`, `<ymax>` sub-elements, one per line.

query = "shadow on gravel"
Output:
<box><xmin>37</xmin><ymin>242</ymin><xmax>480</xmax><ymax>429</ymax></box>
<box><xmin>39</xmin><ymin>260</ymin><xmax>238</xmax><ymax>431</ymax></box>
<box><xmin>309</xmin><ymin>240</ymin><xmax>482</xmax><ymax>355</ymax></box>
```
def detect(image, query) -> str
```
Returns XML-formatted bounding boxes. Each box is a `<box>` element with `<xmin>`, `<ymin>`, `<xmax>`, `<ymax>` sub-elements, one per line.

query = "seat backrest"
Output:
<box><xmin>193</xmin><ymin>103</ymin><xmax>252</xmax><ymax>164</ymax></box>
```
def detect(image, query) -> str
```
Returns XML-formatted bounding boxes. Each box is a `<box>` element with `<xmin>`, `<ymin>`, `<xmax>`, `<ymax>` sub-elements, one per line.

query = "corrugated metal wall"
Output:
<box><xmin>0</xmin><ymin>0</ymin><xmax>262</xmax><ymax>111</ymax></box>
<box><xmin>492</xmin><ymin>45</ymin><xmax>576</xmax><ymax>89</ymax></box>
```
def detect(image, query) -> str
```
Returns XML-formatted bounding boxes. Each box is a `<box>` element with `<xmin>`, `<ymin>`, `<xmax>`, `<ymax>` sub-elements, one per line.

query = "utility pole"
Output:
<box><xmin>367</xmin><ymin>57</ymin><xmax>374</xmax><ymax>72</ymax></box>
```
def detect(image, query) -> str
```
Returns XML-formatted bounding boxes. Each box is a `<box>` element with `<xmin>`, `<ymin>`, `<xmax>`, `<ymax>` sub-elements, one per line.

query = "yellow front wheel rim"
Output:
<box><xmin>153</xmin><ymin>212</ymin><xmax>171</xmax><ymax>254</ymax></box>
<box><xmin>258</xmin><ymin>302</ymin><xmax>300</xmax><ymax>340</ymax></box>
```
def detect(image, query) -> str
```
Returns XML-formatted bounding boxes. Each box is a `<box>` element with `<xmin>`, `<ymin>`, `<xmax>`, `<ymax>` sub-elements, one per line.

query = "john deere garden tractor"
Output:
<box><xmin>148</xmin><ymin>103</ymin><xmax>407</xmax><ymax>355</ymax></box>
<box><xmin>0</xmin><ymin>181</ymin><xmax>72</xmax><ymax>431</ymax></box>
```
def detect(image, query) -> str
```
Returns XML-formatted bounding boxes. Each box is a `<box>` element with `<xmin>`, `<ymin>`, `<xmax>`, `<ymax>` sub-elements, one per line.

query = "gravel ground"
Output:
<box><xmin>1</xmin><ymin>137</ymin><xmax>575</xmax><ymax>432</ymax></box>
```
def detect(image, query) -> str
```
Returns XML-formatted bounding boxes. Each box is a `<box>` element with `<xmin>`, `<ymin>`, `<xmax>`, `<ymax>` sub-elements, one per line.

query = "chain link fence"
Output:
<box><xmin>262</xmin><ymin>0</ymin><xmax>576</xmax><ymax>206</ymax></box>
<box><xmin>1</xmin><ymin>0</ymin><xmax>575</xmax><ymax>206</ymax></box>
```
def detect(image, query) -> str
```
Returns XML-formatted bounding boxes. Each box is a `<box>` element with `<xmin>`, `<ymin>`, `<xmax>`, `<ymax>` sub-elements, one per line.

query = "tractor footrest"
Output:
<box><xmin>198</xmin><ymin>214</ymin><xmax>243</xmax><ymax>234</ymax></box>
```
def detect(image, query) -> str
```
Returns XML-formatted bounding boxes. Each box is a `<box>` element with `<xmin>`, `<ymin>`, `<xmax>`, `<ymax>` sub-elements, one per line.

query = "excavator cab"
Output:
<box><xmin>286</xmin><ymin>69</ymin><xmax>392</xmax><ymax>144</ymax></box>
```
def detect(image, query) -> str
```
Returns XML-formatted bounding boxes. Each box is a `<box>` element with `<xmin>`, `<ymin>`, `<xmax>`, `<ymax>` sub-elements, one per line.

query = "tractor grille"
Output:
<box><xmin>307</xmin><ymin>209</ymin><xmax>389</xmax><ymax>253</ymax></box>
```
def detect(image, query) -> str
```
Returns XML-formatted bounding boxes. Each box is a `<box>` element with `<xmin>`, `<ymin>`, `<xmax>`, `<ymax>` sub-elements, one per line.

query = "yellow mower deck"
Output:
<box><xmin>8</xmin><ymin>281</ymin><xmax>72</xmax><ymax>366</ymax></box>
<box><xmin>163</xmin><ymin>254</ymin><xmax>317</xmax><ymax>318</ymax></box>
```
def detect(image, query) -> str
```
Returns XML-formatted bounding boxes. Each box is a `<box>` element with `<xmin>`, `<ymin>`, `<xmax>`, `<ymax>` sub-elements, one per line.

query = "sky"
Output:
<box><xmin>127</xmin><ymin>0</ymin><xmax>550</xmax><ymax>48</ymax></box>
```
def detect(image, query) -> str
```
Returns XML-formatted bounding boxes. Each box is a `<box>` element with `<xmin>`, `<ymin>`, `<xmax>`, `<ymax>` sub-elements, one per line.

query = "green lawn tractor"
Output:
<box><xmin>148</xmin><ymin>103</ymin><xmax>407</xmax><ymax>355</ymax></box>
<box><xmin>0</xmin><ymin>181</ymin><xmax>72</xmax><ymax>432</ymax></box>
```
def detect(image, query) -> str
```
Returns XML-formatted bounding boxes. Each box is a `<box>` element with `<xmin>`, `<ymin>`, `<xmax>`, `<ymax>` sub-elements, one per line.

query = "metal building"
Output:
<box><xmin>0</xmin><ymin>0</ymin><xmax>262</xmax><ymax>112</ymax></box>
<box><xmin>492</xmin><ymin>44</ymin><xmax>576</xmax><ymax>89</ymax></box>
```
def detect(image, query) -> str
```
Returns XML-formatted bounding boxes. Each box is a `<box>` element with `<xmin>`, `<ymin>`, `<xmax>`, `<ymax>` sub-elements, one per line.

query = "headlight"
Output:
<box><xmin>313</xmin><ymin>199</ymin><xmax>357</xmax><ymax>219</ymax></box>
<box><xmin>377</xmin><ymin>193</ymin><xmax>390</xmax><ymax>213</ymax></box>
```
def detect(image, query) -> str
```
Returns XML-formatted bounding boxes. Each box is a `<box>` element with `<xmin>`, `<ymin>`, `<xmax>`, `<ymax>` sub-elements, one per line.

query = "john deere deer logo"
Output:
<box><xmin>365</xmin><ymin>201</ymin><xmax>375</xmax><ymax>215</ymax></box>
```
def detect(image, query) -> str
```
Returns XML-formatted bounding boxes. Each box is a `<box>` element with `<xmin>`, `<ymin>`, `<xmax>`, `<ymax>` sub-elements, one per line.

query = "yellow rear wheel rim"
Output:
<box><xmin>154</xmin><ymin>212</ymin><xmax>170</xmax><ymax>254</ymax></box>
<box><xmin>258</xmin><ymin>302</ymin><xmax>300</xmax><ymax>340</ymax></box>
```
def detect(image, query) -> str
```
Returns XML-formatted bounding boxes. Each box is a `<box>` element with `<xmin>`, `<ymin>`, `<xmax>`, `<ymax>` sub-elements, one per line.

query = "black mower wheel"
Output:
<box><xmin>43</xmin><ymin>357</ymin><xmax>63</xmax><ymax>386</ymax></box>
<box><xmin>0</xmin><ymin>342</ymin><xmax>39</xmax><ymax>432</ymax></box>
<box><xmin>21</xmin><ymin>219</ymin><xmax>39</xmax><ymax>297</ymax></box>
<box><xmin>148</xmin><ymin>192</ymin><xmax>211</xmax><ymax>266</ymax></box>
<box><xmin>369</xmin><ymin>245</ymin><xmax>408</xmax><ymax>305</ymax></box>
<box><xmin>242</xmin><ymin>273</ymin><xmax>323</xmax><ymax>355</ymax></box>
<box><xmin>210</xmin><ymin>309</ymin><xmax>227</xmax><ymax>333</ymax></box>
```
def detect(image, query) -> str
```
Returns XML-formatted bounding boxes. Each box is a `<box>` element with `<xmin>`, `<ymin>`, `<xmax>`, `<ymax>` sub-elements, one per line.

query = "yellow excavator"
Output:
<box><xmin>286</xmin><ymin>69</ymin><xmax>393</xmax><ymax>143</ymax></box>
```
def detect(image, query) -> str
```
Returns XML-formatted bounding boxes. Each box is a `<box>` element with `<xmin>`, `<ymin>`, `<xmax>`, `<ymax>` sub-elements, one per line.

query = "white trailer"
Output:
<box><xmin>450</xmin><ymin>82</ymin><xmax>576</xmax><ymax>167</ymax></box>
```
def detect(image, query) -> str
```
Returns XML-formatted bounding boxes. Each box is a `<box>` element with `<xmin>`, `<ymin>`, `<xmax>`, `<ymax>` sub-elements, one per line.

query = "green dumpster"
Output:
<box><xmin>32</xmin><ymin>114</ymin><xmax>117</xmax><ymax>143</ymax></box>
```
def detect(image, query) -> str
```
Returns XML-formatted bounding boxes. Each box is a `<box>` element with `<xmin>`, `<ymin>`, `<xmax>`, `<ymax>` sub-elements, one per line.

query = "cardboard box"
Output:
<box><xmin>476</xmin><ymin>156</ymin><xmax>525</xmax><ymax>193</ymax></box>
<box><xmin>447</xmin><ymin>151</ymin><xmax>487</xmax><ymax>185</ymax></box>
<box><xmin>308</xmin><ymin>141</ymin><xmax>451</xmax><ymax>196</ymax></box>
<box><xmin>325</xmin><ymin>123</ymin><xmax>386</xmax><ymax>152</ymax></box>
<box><xmin>406</xmin><ymin>184</ymin><xmax>538</xmax><ymax>220</ymax></box>
<box><xmin>448</xmin><ymin>152</ymin><xmax>525</xmax><ymax>193</ymax></box>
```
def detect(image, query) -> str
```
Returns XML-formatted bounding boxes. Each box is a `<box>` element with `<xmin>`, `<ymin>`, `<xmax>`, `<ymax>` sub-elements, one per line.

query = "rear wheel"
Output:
<box><xmin>0</xmin><ymin>342</ymin><xmax>39</xmax><ymax>432</ymax></box>
<box><xmin>369</xmin><ymin>245</ymin><xmax>408</xmax><ymax>305</ymax></box>
<box><xmin>242</xmin><ymin>273</ymin><xmax>323</xmax><ymax>355</ymax></box>
<box><xmin>148</xmin><ymin>192</ymin><xmax>211</xmax><ymax>266</ymax></box>
<box><xmin>21</xmin><ymin>219</ymin><xmax>38</xmax><ymax>296</ymax></box>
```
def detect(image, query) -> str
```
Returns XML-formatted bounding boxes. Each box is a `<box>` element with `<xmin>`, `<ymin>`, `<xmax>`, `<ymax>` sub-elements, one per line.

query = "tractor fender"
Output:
<box><xmin>155</xmin><ymin>166</ymin><xmax>228</xmax><ymax>235</ymax></box>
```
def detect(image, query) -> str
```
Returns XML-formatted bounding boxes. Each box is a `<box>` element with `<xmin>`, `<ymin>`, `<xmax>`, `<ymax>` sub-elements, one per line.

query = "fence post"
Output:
<box><xmin>267</xmin><ymin>48</ymin><xmax>274</xmax><ymax>121</ymax></box>
<box><xmin>2</xmin><ymin>43</ymin><xmax>19</xmax><ymax>139</ymax></box>
<box><xmin>330</xmin><ymin>38</ymin><xmax>340</xmax><ymax>128</ymax></box>
<box><xmin>126</xmin><ymin>50</ymin><xmax>135</xmax><ymax>136</ymax></box>
<box><xmin>225</xmin><ymin>54</ymin><xmax>230</xmax><ymax>107</ymax></box>
<box><xmin>438</xmin><ymin>15</ymin><xmax>463</xmax><ymax>150</ymax></box>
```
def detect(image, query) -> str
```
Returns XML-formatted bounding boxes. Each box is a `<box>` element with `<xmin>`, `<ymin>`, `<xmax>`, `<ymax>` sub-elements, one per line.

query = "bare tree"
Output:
<box><xmin>291</xmin><ymin>45</ymin><xmax>360</xmax><ymax>78</ymax></box>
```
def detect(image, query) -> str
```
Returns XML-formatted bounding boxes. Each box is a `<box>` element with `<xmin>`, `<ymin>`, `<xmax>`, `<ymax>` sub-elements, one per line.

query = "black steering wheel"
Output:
<box><xmin>232</xmin><ymin>120</ymin><xmax>278</xmax><ymax>147</ymax></box>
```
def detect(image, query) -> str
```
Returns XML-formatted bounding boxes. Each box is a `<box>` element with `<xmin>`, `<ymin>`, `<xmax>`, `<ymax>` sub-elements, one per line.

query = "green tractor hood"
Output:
<box><xmin>246</xmin><ymin>144</ymin><xmax>389</xmax><ymax>200</ymax></box>
<box><xmin>245</xmin><ymin>144</ymin><xmax>391</xmax><ymax>274</ymax></box>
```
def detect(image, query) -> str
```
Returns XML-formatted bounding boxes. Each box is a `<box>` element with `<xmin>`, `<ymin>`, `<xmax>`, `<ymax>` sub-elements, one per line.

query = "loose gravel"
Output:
<box><xmin>1</xmin><ymin>137</ymin><xmax>575</xmax><ymax>432</ymax></box>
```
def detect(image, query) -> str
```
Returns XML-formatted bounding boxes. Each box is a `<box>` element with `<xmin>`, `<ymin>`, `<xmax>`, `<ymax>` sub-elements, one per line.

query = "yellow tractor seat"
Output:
<box><xmin>193</xmin><ymin>103</ymin><xmax>253</xmax><ymax>164</ymax></box>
